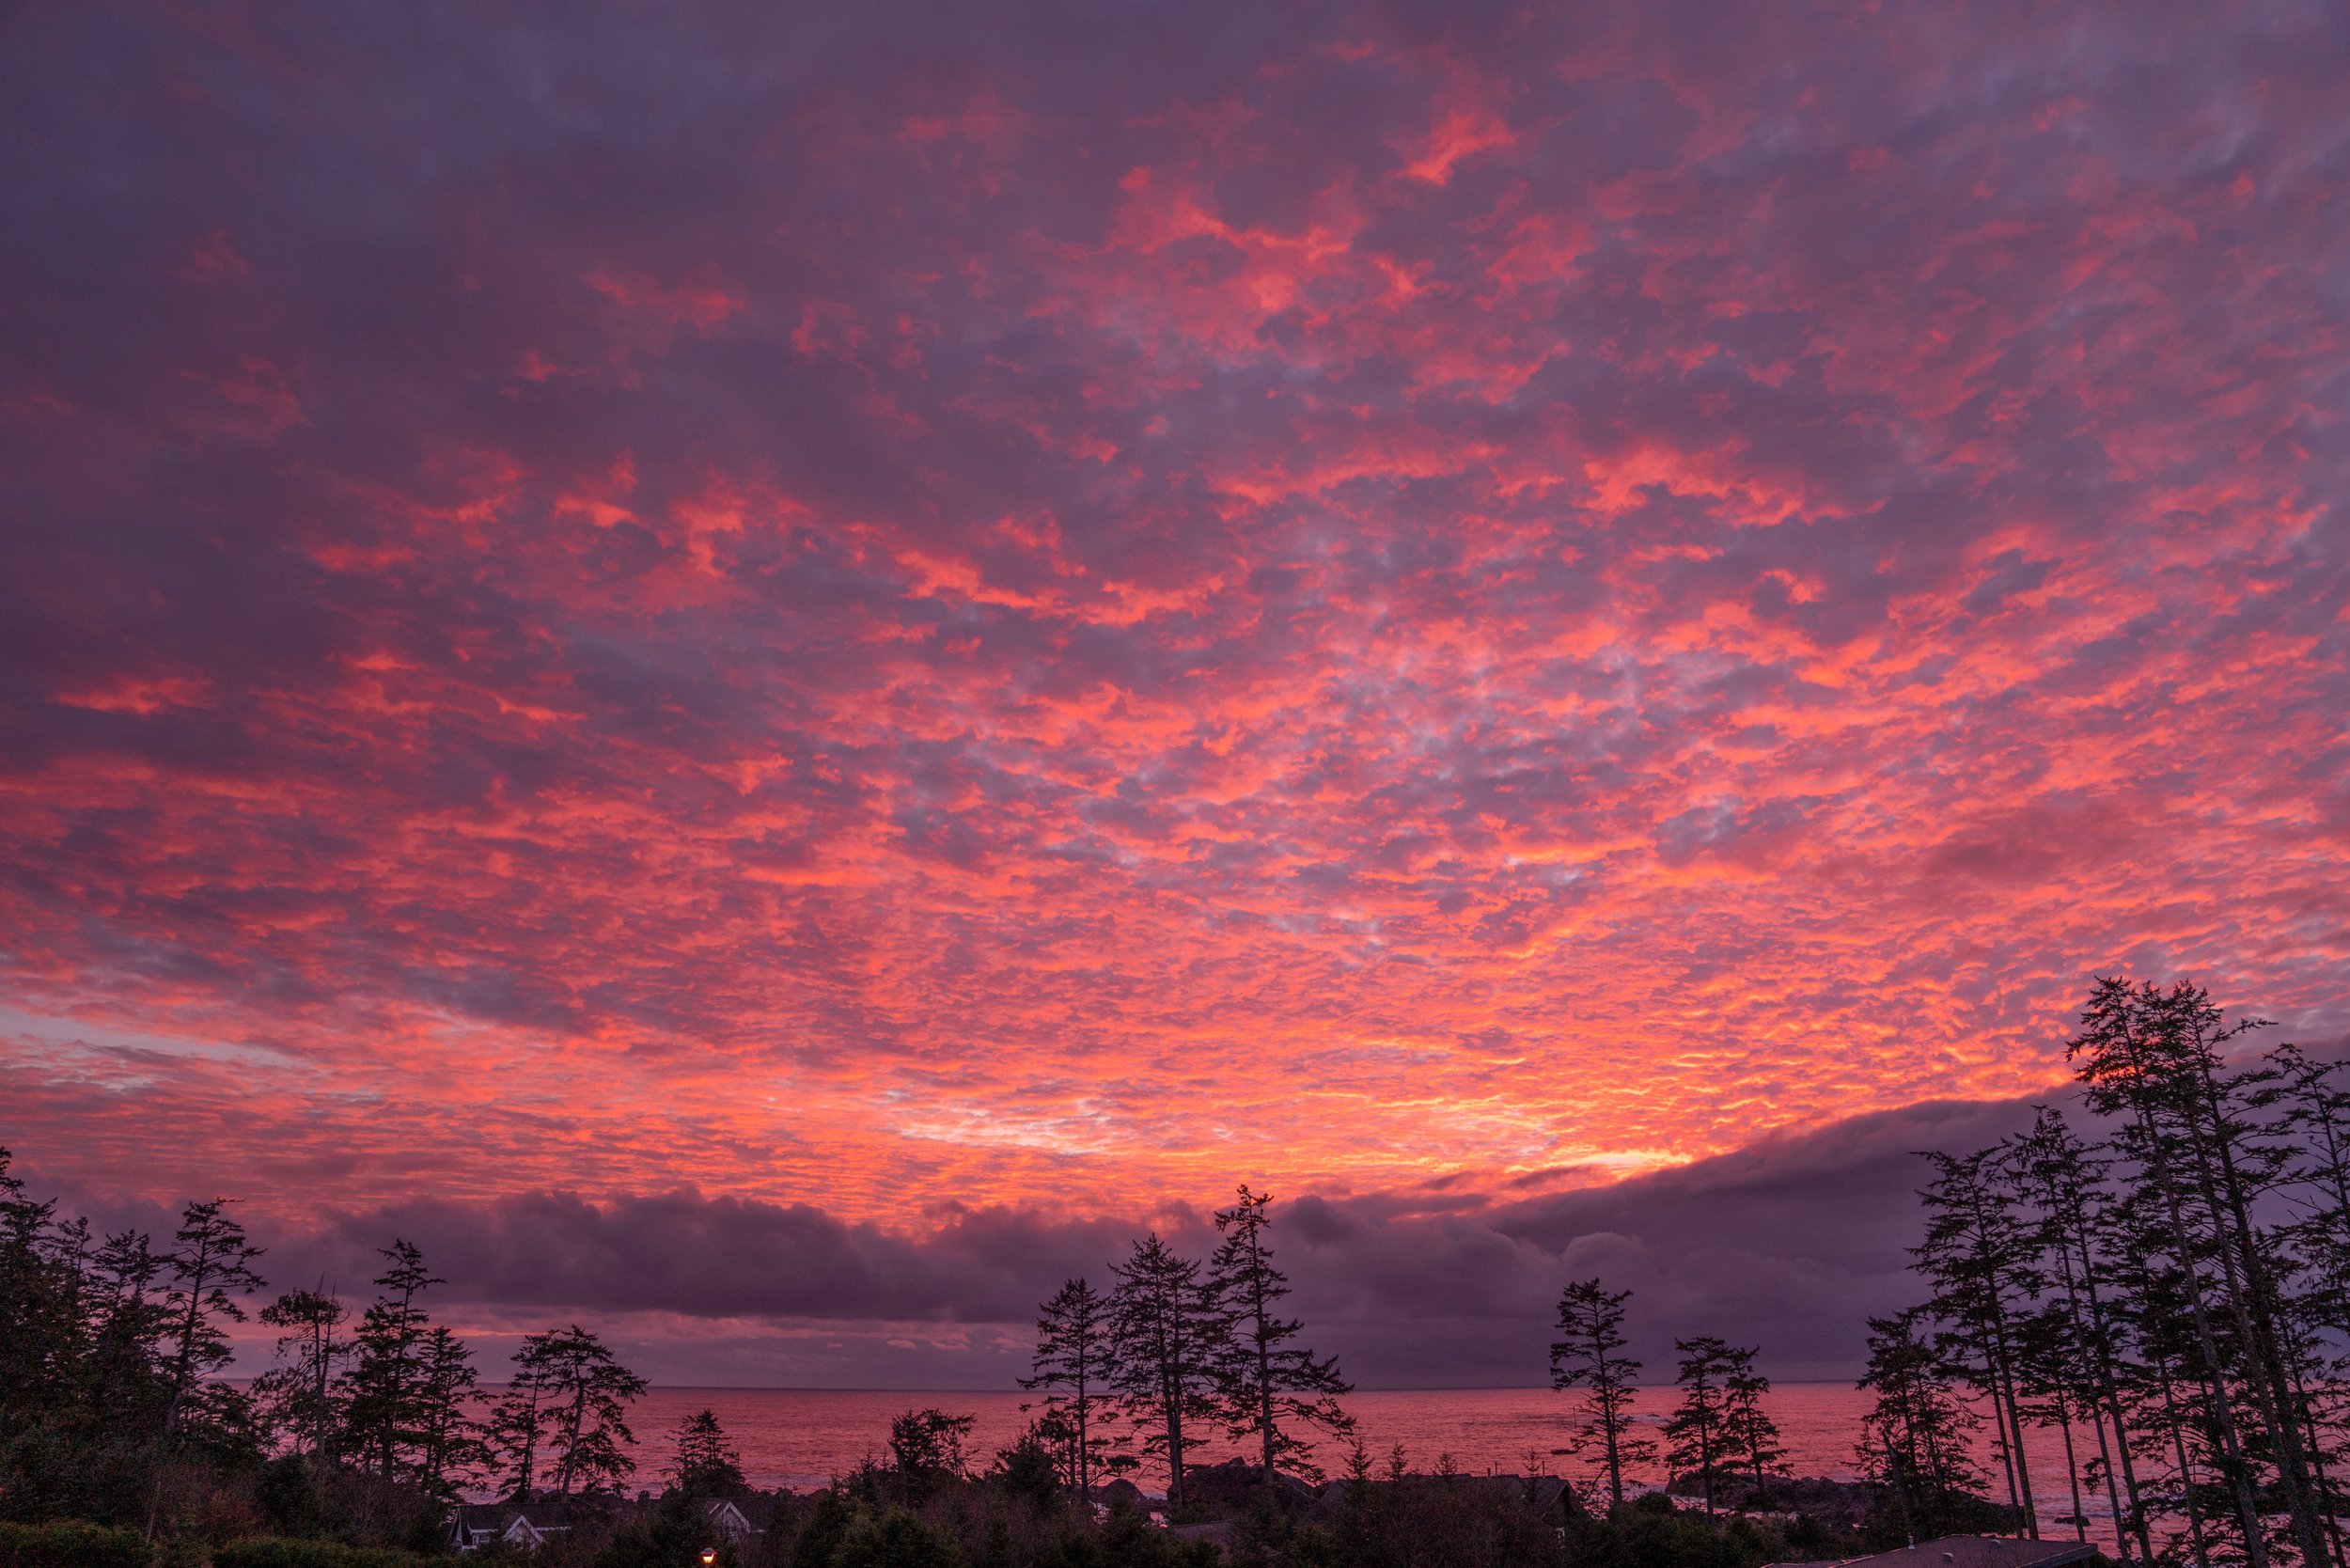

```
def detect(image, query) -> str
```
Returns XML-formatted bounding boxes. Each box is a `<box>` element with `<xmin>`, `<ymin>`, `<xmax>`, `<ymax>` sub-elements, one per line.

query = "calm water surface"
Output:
<box><xmin>613</xmin><ymin>1384</ymin><xmax>2118</xmax><ymax>1548</ymax></box>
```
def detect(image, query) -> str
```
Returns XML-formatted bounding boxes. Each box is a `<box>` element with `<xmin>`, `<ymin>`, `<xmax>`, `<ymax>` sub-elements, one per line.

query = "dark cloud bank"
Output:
<box><xmin>179</xmin><ymin>1092</ymin><xmax>2059</xmax><ymax>1387</ymax></box>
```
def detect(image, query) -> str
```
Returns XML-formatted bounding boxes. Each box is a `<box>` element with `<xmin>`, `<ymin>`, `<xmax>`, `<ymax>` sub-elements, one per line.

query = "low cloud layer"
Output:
<box><xmin>21</xmin><ymin>1090</ymin><xmax>2076</xmax><ymax>1388</ymax></box>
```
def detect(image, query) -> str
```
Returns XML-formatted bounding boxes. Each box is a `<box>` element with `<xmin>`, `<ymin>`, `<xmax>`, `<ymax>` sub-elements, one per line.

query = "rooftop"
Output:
<box><xmin>1771</xmin><ymin>1536</ymin><xmax>2103</xmax><ymax>1568</ymax></box>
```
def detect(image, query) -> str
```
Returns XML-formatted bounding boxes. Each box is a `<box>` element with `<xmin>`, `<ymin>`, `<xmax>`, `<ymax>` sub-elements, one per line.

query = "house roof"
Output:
<box><xmin>1770</xmin><ymin>1536</ymin><xmax>2101</xmax><ymax>1568</ymax></box>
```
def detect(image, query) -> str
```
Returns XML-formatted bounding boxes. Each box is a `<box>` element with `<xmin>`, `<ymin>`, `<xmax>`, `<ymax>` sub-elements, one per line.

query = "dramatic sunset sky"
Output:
<box><xmin>4</xmin><ymin>0</ymin><xmax>2346</xmax><ymax>1383</ymax></box>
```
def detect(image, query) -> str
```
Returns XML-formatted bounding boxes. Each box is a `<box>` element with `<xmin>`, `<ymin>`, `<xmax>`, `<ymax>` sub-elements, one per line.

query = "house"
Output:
<box><xmin>1766</xmin><ymin>1536</ymin><xmax>2102</xmax><ymax>1568</ymax></box>
<box><xmin>448</xmin><ymin>1504</ymin><xmax>506</xmax><ymax>1552</ymax></box>
<box><xmin>501</xmin><ymin>1504</ymin><xmax>575</xmax><ymax>1551</ymax></box>
<box><xmin>703</xmin><ymin>1498</ymin><xmax>758</xmax><ymax>1543</ymax></box>
<box><xmin>446</xmin><ymin>1501</ymin><xmax>576</xmax><ymax>1553</ymax></box>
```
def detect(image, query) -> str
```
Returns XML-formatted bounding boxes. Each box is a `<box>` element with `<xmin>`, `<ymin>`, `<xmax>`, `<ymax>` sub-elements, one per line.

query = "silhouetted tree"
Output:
<box><xmin>1208</xmin><ymin>1186</ymin><xmax>1353</xmax><ymax>1488</ymax></box>
<box><xmin>2070</xmin><ymin>977</ymin><xmax>2326</xmax><ymax>1568</ymax></box>
<box><xmin>2266</xmin><ymin>1043</ymin><xmax>2350</xmax><ymax>1568</ymax></box>
<box><xmin>84</xmin><ymin>1227</ymin><xmax>177</xmax><ymax>1513</ymax></box>
<box><xmin>1722</xmin><ymin>1344</ymin><xmax>1784</xmax><ymax>1500</ymax></box>
<box><xmin>255</xmin><ymin>1288</ymin><xmax>349</xmax><ymax>1467</ymax></box>
<box><xmin>1856</xmin><ymin>1307</ymin><xmax>1984</xmax><ymax>1537</ymax></box>
<box><xmin>0</xmin><ymin>1149</ymin><xmax>101</xmax><ymax>1518</ymax></box>
<box><xmin>2007</xmin><ymin>1105</ymin><xmax>2153</xmax><ymax>1564</ymax></box>
<box><xmin>666</xmin><ymin>1407</ymin><xmax>744</xmax><ymax>1498</ymax></box>
<box><xmin>488</xmin><ymin>1356</ymin><xmax>551</xmax><ymax>1504</ymax></box>
<box><xmin>148</xmin><ymin>1199</ymin><xmax>265</xmax><ymax>1536</ymax></box>
<box><xmin>887</xmin><ymin>1407</ymin><xmax>975</xmax><ymax>1504</ymax></box>
<box><xmin>1107</xmin><ymin>1233</ymin><xmax>1229</xmax><ymax>1512</ymax></box>
<box><xmin>341</xmin><ymin>1240</ymin><xmax>441</xmax><ymax>1487</ymax></box>
<box><xmin>1549</xmin><ymin>1278</ymin><xmax>1653</xmax><ymax>1508</ymax></box>
<box><xmin>414</xmin><ymin>1325</ymin><xmax>486</xmax><ymax>1500</ymax></box>
<box><xmin>516</xmin><ymin>1324</ymin><xmax>646</xmax><ymax>1497</ymax></box>
<box><xmin>1023</xmin><ymin>1278</ymin><xmax>1116</xmax><ymax>1494</ymax></box>
<box><xmin>1665</xmin><ymin>1337</ymin><xmax>1734</xmax><ymax>1513</ymax></box>
<box><xmin>1914</xmin><ymin>1146</ymin><xmax>2041</xmax><ymax>1535</ymax></box>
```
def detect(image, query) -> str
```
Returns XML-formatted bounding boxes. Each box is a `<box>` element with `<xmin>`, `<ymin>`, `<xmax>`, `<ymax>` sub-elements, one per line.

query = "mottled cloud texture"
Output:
<box><xmin>4</xmin><ymin>0</ymin><xmax>2348</xmax><ymax>1260</ymax></box>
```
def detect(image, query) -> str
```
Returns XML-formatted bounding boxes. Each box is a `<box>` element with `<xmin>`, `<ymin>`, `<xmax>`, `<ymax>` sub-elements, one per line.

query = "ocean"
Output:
<box><xmin>613</xmin><ymin>1384</ymin><xmax>2122</xmax><ymax>1547</ymax></box>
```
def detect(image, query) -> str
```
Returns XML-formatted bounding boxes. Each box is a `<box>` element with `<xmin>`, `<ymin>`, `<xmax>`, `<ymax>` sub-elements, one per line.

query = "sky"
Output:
<box><xmin>3</xmin><ymin>0</ymin><xmax>2347</xmax><ymax>1384</ymax></box>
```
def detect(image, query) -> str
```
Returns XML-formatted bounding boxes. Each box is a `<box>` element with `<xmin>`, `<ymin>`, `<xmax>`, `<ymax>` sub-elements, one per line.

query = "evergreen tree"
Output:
<box><xmin>0</xmin><ymin>1150</ymin><xmax>98</xmax><ymax>1520</ymax></box>
<box><xmin>2007</xmin><ymin>1106</ymin><xmax>2154</xmax><ymax>1564</ymax></box>
<box><xmin>148</xmin><ymin>1200</ymin><xmax>265</xmax><ymax>1537</ymax></box>
<box><xmin>1914</xmin><ymin>1147</ymin><xmax>2042</xmax><ymax>1536</ymax></box>
<box><xmin>1549</xmin><ymin>1278</ymin><xmax>1653</xmax><ymax>1508</ymax></box>
<box><xmin>1856</xmin><ymin>1307</ymin><xmax>1985</xmax><ymax>1538</ymax></box>
<box><xmin>2266</xmin><ymin>1044</ymin><xmax>2350</xmax><ymax>1568</ymax></box>
<box><xmin>2070</xmin><ymin>978</ymin><xmax>2327</xmax><ymax>1568</ymax></box>
<box><xmin>341</xmin><ymin>1240</ymin><xmax>441</xmax><ymax>1486</ymax></box>
<box><xmin>666</xmin><ymin>1408</ymin><xmax>745</xmax><ymax>1498</ymax></box>
<box><xmin>155</xmin><ymin>1200</ymin><xmax>267</xmax><ymax>1446</ymax></box>
<box><xmin>1665</xmin><ymin>1337</ymin><xmax>1735</xmax><ymax>1513</ymax></box>
<box><xmin>414</xmin><ymin>1325</ymin><xmax>486</xmax><ymax>1500</ymax></box>
<box><xmin>1106</xmin><ymin>1233</ymin><xmax>1229</xmax><ymax>1512</ymax></box>
<box><xmin>1207</xmin><ymin>1186</ymin><xmax>1353</xmax><ymax>1488</ymax></box>
<box><xmin>1721</xmin><ymin>1344</ymin><xmax>1785</xmax><ymax>1499</ymax></box>
<box><xmin>515</xmin><ymin>1324</ymin><xmax>647</xmax><ymax>1497</ymax></box>
<box><xmin>1022</xmin><ymin>1278</ymin><xmax>1116</xmax><ymax>1493</ymax></box>
<box><xmin>83</xmin><ymin>1228</ymin><xmax>177</xmax><ymax>1517</ymax></box>
<box><xmin>887</xmin><ymin>1407</ymin><xmax>976</xmax><ymax>1502</ymax></box>
<box><xmin>2013</xmin><ymin>1303</ymin><xmax>2092</xmax><ymax>1543</ymax></box>
<box><xmin>255</xmin><ymin>1289</ymin><xmax>349</xmax><ymax>1467</ymax></box>
<box><xmin>488</xmin><ymin>1353</ymin><xmax>552</xmax><ymax>1505</ymax></box>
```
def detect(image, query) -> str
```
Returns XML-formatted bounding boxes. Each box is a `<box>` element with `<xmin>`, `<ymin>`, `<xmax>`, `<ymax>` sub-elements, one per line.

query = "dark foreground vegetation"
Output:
<box><xmin>0</xmin><ymin>1447</ymin><xmax>1932</xmax><ymax>1568</ymax></box>
<box><xmin>5</xmin><ymin>975</ymin><xmax>2341</xmax><ymax>1568</ymax></box>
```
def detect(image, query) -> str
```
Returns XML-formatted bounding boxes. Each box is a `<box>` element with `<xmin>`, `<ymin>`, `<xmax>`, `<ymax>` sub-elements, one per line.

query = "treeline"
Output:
<box><xmin>1029</xmin><ymin>1188</ymin><xmax>1811</xmax><ymax>1529</ymax></box>
<box><xmin>1546</xmin><ymin>1279</ymin><xmax>1787</xmax><ymax>1515</ymax></box>
<box><xmin>0</xmin><ymin>1164</ymin><xmax>649</xmax><ymax>1548</ymax></box>
<box><xmin>12</xmin><ymin>972</ymin><xmax>2338</xmax><ymax>1568</ymax></box>
<box><xmin>601</xmin><ymin>1402</ymin><xmax>1868</xmax><ymax>1568</ymax></box>
<box><xmin>1861</xmin><ymin>978</ymin><xmax>2350</xmax><ymax>1568</ymax></box>
<box><xmin>1019</xmin><ymin>1187</ymin><xmax>1352</xmax><ymax>1509</ymax></box>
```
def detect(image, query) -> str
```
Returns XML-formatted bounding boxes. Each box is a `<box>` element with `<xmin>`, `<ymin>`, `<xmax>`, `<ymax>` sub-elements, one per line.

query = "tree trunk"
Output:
<box><xmin>2154</xmin><ymin>1351</ymin><xmax>2213</xmax><ymax>1568</ymax></box>
<box><xmin>2056</xmin><ymin>1402</ymin><xmax>2086</xmax><ymax>1542</ymax></box>
<box><xmin>2135</xmin><ymin>1106</ymin><xmax>2268</xmax><ymax>1568</ymax></box>
<box><xmin>2188</xmin><ymin>1082</ymin><xmax>2334</xmax><ymax>1568</ymax></box>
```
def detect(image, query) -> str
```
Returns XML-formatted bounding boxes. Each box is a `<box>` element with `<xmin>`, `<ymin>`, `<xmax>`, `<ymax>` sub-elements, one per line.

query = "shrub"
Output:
<box><xmin>0</xmin><ymin>1520</ymin><xmax>153</xmax><ymax>1568</ymax></box>
<box><xmin>832</xmin><ymin>1510</ymin><xmax>959</xmax><ymax>1568</ymax></box>
<box><xmin>210</xmin><ymin>1539</ymin><xmax>443</xmax><ymax>1568</ymax></box>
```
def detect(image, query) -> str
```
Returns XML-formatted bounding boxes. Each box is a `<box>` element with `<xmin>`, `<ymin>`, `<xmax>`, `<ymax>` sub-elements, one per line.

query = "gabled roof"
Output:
<box><xmin>1770</xmin><ymin>1536</ymin><xmax>2101</xmax><ymax>1568</ymax></box>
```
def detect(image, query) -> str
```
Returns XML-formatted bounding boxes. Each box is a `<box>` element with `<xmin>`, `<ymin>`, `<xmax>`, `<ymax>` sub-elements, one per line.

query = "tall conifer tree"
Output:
<box><xmin>1208</xmin><ymin>1186</ymin><xmax>1353</xmax><ymax>1489</ymax></box>
<box><xmin>1106</xmin><ymin>1233</ymin><xmax>1228</xmax><ymax>1512</ymax></box>
<box><xmin>341</xmin><ymin>1240</ymin><xmax>441</xmax><ymax>1486</ymax></box>
<box><xmin>515</xmin><ymin>1325</ymin><xmax>647</xmax><ymax>1498</ymax></box>
<box><xmin>1722</xmin><ymin>1344</ymin><xmax>1784</xmax><ymax>1500</ymax></box>
<box><xmin>1023</xmin><ymin>1278</ymin><xmax>1117</xmax><ymax>1494</ymax></box>
<box><xmin>1549</xmin><ymin>1278</ymin><xmax>1653</xmax><ymax>1508</ymax></box>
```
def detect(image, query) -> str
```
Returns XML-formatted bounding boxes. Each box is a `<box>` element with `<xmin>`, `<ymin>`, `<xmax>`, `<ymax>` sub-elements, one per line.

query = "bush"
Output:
<box><xmin>210</xmin><ymin>1539</ymin><xmax>443</xmax><ymax>1568</ymax></box>
<box><xmin>592</xmin><ymin>1494</ymin><xmax>716</xmax><ymax>1568</ymax></box>
<box><xmin>0</xmin><ymin>1521</ymin><xmax>153</xmax><ymax>1568</ymax></box>
<box><xmin>833</xmin><ymin>1510</ymin><xmax>959</xmax><ymax>1568</ymax></box>
<box><xmin>255</xmin><ymin>1461</ymin><xmax>322</xmax><ymax>1540</ymax></box>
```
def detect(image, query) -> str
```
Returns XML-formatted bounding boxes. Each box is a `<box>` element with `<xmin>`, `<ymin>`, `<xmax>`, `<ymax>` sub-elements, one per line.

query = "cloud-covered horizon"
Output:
<box><xmin>9</xmin><ymin>1087</ymin><xmax>2107</xmax><ymax>1386</ymax></box>
<box><xmin>4</xmin><ymin>0</ymin><xmax>2348</xmax><ymax>1258</ymax></box>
